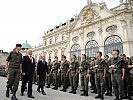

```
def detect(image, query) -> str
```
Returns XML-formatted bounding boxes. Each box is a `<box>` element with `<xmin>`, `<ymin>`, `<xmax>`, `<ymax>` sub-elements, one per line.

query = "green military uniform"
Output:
<box><xmin>80</xmin><ymin>60</ymin><xmax>90</xmax><ymax>96</ymax></box>
<box><xmin>94</xmin><ymin>58</ymin><xmax>107</xmax><ymax>99</ymax></box>
<box><xmin>6</xmin><ymin>51</ymin><xmax>22</xmax><ymax>93</ymax></box>
<box><xmin>105</xmin><ymin>59</ymin><xmax>112</xmax><ymax>96</ymax></box>
<box><xmin>109</xmin><ymin>57</ymin><xmax>124</xmax><ymax>99</ymax></box>
<box><xmin>52</xmin><ymin>61</ymin><xmax>60</xmax><ymax>89</ymax></box>
<box><xmin>127</xmin><ymin>56</ymin><xmax>133</xmax><ymax>100</ymax></box>
<box><xmin>90</xmin><ymin>60</ymin><xmax>97</xmax><ymax>93</ymax></box>
<box><xmin>61</xmin><ymin>60</ymin><xmax>69</xmax><ymax>91</ymax></box>
<box><xmin>46</xmin><ymin>63</ymin><xmax>53</xmax><ymax>87</ymax></box>
<box><xmin>69</xmin><ymin>60</ymin><xmax>79</xmax><ymax>94</ymax></box>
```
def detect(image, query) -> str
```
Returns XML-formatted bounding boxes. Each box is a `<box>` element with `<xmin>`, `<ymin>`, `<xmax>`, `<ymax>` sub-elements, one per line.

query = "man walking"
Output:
<box><xmin>21</xmin><ymin>50</ymin><xmax>36</xmax><ymax>98</ymax></box>
<box><xmin>5</xmin><ymin>44</ymin><xmax>22</xmax><ymax>100</ymax></box>
<box><xmin>37</xmin><ymin>54</ymin><xmax>48</xmax><ymax>95</ymax></box>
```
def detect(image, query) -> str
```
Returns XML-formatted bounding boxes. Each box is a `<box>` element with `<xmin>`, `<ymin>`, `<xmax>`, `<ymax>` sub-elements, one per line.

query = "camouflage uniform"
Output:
<box><xmin>94</xmin><ymin>58</ymin><xmax>107</xmax><ymax>99</ymax></box>
<box><xmin>6</xmin><ymin>51</ymin><xmax>22</xmax><ymax>96</ymax></box>
<box><xmin>69</xmin><ymin>60</ymin><xmax>79</xmax><ymax>94</ymax></box>
<box><xmin>109</xmin><ymin>57</ymin><xmax>124</xmax><ymax>99</ymax></box>
<box><xmin>80</xmin><ymin>60</ymin><xmax>90</xmax><ymax>96</ymax></box>
<box><xmin>60</xmin><ymin>60</ymin><xmax>69</xmax><ymax>92</ymax></box>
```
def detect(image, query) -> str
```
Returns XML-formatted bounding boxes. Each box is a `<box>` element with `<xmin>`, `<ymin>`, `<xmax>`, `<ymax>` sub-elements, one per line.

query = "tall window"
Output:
<box><xmin>49</xmin><ymin>39</ymin><xmax>52</xmax><ymax>44</ymax></box>
<box><xmin>70</xmin><ymin>44</ymin><xmax>81</xmax><ymax>62</ymax></box>
<box><xmin>104</xmin><ymin>35</ymin><xmax>123</xmax><ymax>55</ymax></box>
<box><xmin>85</xmin><ymin>40</ymin><xmax>99</xmax><ymax>60</ymax></box>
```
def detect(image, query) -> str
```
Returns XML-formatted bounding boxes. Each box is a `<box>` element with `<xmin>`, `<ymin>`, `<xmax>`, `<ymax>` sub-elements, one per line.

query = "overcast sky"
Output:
<box><xmin>0</xmin><ymin>0</ymin><xmax>120</xmax><ymax>52</ymax></box>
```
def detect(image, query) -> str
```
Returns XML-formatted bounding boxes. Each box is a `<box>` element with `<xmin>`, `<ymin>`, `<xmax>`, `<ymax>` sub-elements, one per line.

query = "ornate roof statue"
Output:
<box><xmin>87</xmin><ymin>0</ymin><xmax>92</xmax><ymax>5</ymax></box>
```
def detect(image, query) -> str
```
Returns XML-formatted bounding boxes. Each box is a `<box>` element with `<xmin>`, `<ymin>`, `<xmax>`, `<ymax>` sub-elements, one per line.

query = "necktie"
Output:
<box><xmin>30</xmin><ymin>56</ymin><xmax>32</xmax><ymax>63</ymax></box>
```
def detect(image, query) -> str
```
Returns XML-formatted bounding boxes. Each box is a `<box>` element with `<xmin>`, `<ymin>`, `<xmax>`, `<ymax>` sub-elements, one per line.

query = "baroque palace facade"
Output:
<box><xmin>32</xmin><ymin>1</ymin><xmax>133</xmax><ymax>62</ymax></box>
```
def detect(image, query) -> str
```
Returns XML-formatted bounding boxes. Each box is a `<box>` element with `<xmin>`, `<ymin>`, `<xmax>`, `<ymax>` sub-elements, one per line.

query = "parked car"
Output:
<box><xmin>0</xmin><ymin>66</ymin><xmax>7</xmax><ymax>77</ymax></box>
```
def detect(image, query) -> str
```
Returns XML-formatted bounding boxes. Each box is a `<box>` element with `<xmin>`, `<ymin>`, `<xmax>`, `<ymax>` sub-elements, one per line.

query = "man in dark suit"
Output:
<box><xmin>21</xmin><ymin>50</ymin><xmax>36</xmax><ymax>98</ymax></box>
<box><xmin>37</xmin><ymin>54</ymin><xmax>48</xmax><ymax>95</ymax></box>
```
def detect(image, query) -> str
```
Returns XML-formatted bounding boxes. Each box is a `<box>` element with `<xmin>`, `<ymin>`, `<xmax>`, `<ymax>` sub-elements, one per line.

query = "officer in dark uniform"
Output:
<box><xmin>60</xmin><ymin>55</ymin><xmax>69</xmax><ymax>92</ymax></box>
<box><xmin>109</xmin><ymin>50</ymin><xmax>125</xmax><ymax>100</ymax></box>
<box><xmin>79</xmin><ymin>54</ymin><xmax>90</xmax><ymax>96</ymax></box>
<box><xmin>5</xmin><ymin>44</ymin><xmax>22</xmax><ymax>100</ymax></box>
<box><xmin>94</xmin><ymin>51</ymin><xmax>107</xmax><ymax>100</ymax></box>
<box><xmin>104</xmin><ymin>55</ymin><xmax>112</xmax><ymax>96</ymax></box>
<box><xmin>69</xmin><ymin>55</ymin><xmax>79</xmax><ymax>94</ymax></box>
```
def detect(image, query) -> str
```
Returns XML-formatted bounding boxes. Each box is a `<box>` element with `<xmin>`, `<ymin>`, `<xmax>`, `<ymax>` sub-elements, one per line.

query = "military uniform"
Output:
<box><xmin>80</xmin><ymin>60</ymin><xmax>90</xmax><ymax>96</ymax></box>
<box><xmin>6</xmin><ymin>51</ymin><xmax>22</xmax><ymax>97</ymax></box>
<box><xmin>94</xmin><ymin>58</ymin><xmax>107</xmax><ymax>99</ymax></box>
<box><xmin>69</xmin><ymin>60</ymin><xmax>79</xmax><ymax>94</ymax></box>
<box><xmin>52</xmin><ymin>61</ymin><xmax>60</xmax><ymax>90</ymax></box>
<box><xmin>105</xmin><ymin>59</ymin><xmax>112</xmax><ymax>96</ymax></box>
<box><xmin>60</xmin><ymin>60</ymin><xmax>69</xmax><ymax>92</ymax></box>
<box><xmin>127</xmin><ymin>57</ymin><xmax>133</xmax><ymax>100</ymax></box>
<box><xmin>46</xmin><ymin>63</ymin><xmax>53</xmax><ymax>88</ymax></box>
<box><xmin>109</xmin><ymin>57</ymin><xmax>124</xmax><ymax>99</ymax></box>
<box><xmin>90</xmin><ymin>60</ymin><xmax>97</xmax><ymax>93</ymax></box>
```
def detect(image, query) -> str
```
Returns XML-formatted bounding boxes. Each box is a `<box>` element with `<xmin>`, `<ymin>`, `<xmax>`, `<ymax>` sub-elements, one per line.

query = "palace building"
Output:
<box><xmin>32</xmin><ymin>1</ymin><xmax>133</xmax><ymax>62</ymax></box>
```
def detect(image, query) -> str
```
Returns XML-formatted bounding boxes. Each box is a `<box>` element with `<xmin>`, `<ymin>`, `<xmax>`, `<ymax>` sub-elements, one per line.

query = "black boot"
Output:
<box><xmin>105</xmin><ymin>91</ymin><xmax>109</xmax><ymax>96</ymax></box>
<box><xmin>46</xmin><ymin>85</ymin><xmax>50</xmax><ymax>88</ymax></box>
<box><xmin>95</xmin><ymin>94</ymin><xmax>101</xmax><ymax>98</ymax></box>
<box><xmin>81</xmin><ymin>90</ymin><xmax>86</xmax><ymax>96</ymax></box>
<box><xmin>11</xmin><ymin>92</ymin><xmax>18</xmax><ymax>100</ymax></box>
<box><xmin>69</xmin><ymin>89</ymin><xmax>74</xmax><ymax>93</ymax></box>
<box><xmin>85</xmin><ymin>91</ymin><xmax>88</xmax><ymax>96</ymax></box>
<box><xmin>100</xmin><ymin>94</ymin><xmax>104</xmax><ymax>100</ymax></box>
<box><xmin>6</xmin><ymin>87</ymin><xmax>9</xmax><ymax>97</ymax></box>
<box><xmin>73</xmin><ymin>89</ymin><xmax>76</xmax><ymax>94</ymax></box>
<box><xmin>114</xmin><ymin>96</ymin><xmax>119</xmax><ymax>100</ymax></box>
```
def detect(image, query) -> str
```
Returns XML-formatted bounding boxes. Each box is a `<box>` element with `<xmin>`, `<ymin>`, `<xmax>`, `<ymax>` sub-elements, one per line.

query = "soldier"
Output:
<box><xmin>5</xmin><ymin>44</ymin><xmax>22</xmax><ymax>100</ymax></box>
<box><xmin>60</xmin><ymin>55</ymin><xmax>69</xmax><ymax>92</ymax></box>
<box><xmin>94</xmin><ymin>51</ymin><xmax>107</xmax><ymax>100</ymax></box>
<box><xmin>69</xmin><ymin>55</ymin><xmax>79</xmax><ymax>94</ymax></box>
<box><xmin>79</xmin><ymin>54</ymin><xmax>90</xmax><ymax>96</ymax></box>
<box><xmin>52</xmin><ymin>56</ymin><xmax>60</xmax><ymax>90</ymax></box>
<box><xmin>90</xmin><ymin>57</ymin><xmax>97</xmax><ymax>94</ymax></box>
<box><xmin>46</xmin><ymin>59</ymin><xmax>53</xmax><ymax>88</ymax></box>
<box><xmin>104</xmin><ymin>55</ymin><xmax>112</xmax><ymax>96</ymax></box>
<box><xmin>126</xmin><ymin>56</ymin><xmax>133</xmax><ymax>100</ymax></box>
<box><xmin>109</xmin><ymin>50</ymin><xmax>125</xmax><ymax>100</ymax></box>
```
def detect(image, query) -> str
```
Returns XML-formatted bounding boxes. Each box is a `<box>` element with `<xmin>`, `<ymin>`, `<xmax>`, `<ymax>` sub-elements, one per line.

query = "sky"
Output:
<box><xmin>0</xmin><ymin>0</ymin><xmax>120</xmax><ymax>52</ymax></box>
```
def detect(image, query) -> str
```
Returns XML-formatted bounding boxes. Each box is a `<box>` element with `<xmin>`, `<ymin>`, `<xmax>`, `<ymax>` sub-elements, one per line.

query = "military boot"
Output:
<box><xmin>81</xmin><ymin>90</ymin><xmax>86</xmax><ymax>96</ymax></box>
<box><xmin>6</xmin><ymin>87</ymin><xmax>9</xmax><ymax>97</ymax></box>
<box><xmin>11</xmin><ymin>92</ymin><xmax>18</xmax><ymax>100</ymax></box>
<box><xmin>95</xmin><ymin>94</ymin><xmax>101</xmax><ymax>99</ymax></box>
<box><xmin>114</xmin><ymin>96</ymin><xmax>119</xmax><ymax>100</ymax></box>
<box><xmin>73</xmin><ymin>89</ymin><xmax>76</xmax><ymax>94</ymax></box>
<box><xmin>85</xmin><ymin>91</ymin><xmax>88</xmax><ymax>96</ymax></box>
<box><xmin>100</xmin><ymin>94</ymin><xmax>104</xmax><ymax>100</ymax></box>
<box><xmin>69</xmin><ymin>88</ymin><xmax>74</xmax><ymax>93</ymax></box>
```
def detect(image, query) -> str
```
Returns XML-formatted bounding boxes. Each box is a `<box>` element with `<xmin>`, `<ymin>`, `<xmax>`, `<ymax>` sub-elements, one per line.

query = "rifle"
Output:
<box><xmin>94</xmin><ymin>59</ymin><xmax>103</xmax><ymax>73</ymax></box>
<box><xmin>108</xmin><ymin>59</ymin><xmax>121</xmax><ymax>74</ymax></box>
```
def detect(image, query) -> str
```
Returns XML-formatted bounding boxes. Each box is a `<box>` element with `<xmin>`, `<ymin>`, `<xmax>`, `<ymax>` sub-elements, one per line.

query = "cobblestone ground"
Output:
<box><xmin>0</xmin><ymin>76</ymin><xmax>129</xmax><ymax>100</ymax></box>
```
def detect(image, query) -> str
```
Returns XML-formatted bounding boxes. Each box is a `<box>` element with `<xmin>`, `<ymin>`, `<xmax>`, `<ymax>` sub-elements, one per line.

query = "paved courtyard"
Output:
<box><xmin>0</xmin><ymin>76</ymin><xmax>128</xmax><ymax>100</ymax></box>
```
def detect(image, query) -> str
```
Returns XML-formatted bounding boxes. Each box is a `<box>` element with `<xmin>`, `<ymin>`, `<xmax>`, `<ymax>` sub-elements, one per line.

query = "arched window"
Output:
<box><xmin>85</xmin><ymin>40</ymin><xmax>99</xmax><ymax>60</ymax></box>
<box><xmin>70</xmin><ymin>44</ymin><xmax>81</xmax><ymax>62</ymax></box>
<box><xmin>104</xmin><ymin>35</ymin><xmax>123</xmax><ymax>55</ymax></box>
